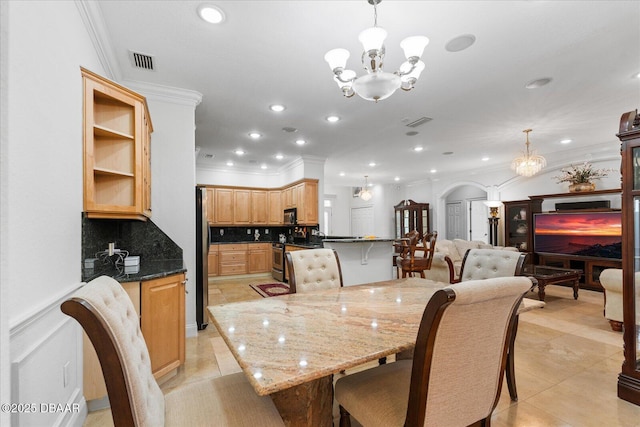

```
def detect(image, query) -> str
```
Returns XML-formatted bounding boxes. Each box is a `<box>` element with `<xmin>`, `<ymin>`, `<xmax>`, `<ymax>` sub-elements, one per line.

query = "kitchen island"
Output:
<box><xmin>322</xmin><ymin>238</ymin><xmax>395</xmax><ymax>286</ymax></box>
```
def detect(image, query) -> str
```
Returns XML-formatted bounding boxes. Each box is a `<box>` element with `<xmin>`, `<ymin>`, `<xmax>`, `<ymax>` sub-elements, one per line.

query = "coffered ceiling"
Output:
<box><xmin>95</xmin><ymin>0</ymin><xmax>640</xmax><ymax>187</ymax></box>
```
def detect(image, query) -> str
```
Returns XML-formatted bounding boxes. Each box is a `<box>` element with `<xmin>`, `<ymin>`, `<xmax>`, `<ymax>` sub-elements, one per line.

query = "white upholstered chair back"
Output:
<box><xmin>416</xmin><ymin>277</ymin><xmax>532</xmax><ymax>426</ymax></box>
<box><xmin>63</xmin><ymin>276</ymin><xmax>165</xmax><ymax>426</ymax></box>
<box><xmin>459</xmin><ymin>248</ymin><xmax>526</xmax><ymax>282</ymax></box>
<box><xmin>285</xmin><ymin>248</ymin><xmax>343</xmax><ymax>293</ymax></box>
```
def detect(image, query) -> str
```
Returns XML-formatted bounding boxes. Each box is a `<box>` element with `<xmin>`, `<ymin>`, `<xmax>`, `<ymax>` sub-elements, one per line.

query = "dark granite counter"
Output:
<box><xmin>82</xmin><ymin>259</ymin><xmax>186</xmax><ymax>283</ymax></box>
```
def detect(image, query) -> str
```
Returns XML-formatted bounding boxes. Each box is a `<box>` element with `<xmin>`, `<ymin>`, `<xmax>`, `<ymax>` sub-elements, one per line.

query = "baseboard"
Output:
<box><xmin>186</xmin><ymin>322</ymin><xmax>198</xmax><ymax>338</ymax></box>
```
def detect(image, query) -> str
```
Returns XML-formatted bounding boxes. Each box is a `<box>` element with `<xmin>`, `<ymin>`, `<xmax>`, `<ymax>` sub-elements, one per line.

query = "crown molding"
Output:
<box><xmin>75</xmin><ymin>0</ymin><xmax>121</xmax><ymax>81</ymax></box>
<box><xmin>123</xmin><ymin>79</ymin><xmax>203</xmax><ymax>107</ymax></box>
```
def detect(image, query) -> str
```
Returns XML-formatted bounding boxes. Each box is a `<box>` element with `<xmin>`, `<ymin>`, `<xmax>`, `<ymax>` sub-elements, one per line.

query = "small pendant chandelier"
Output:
<box><xmin>511</xmin><ymin>129</ymin><xmax>547</xmax><ymax>177</ymax></box>
<box><xmin>359</xmin><ymin>176</ymin><xmax>373</xmax><ymax>201</ymax></box>
<box><xmin>324</xmin><ymin>0</ymin><xmax>429</xmax><ymax>102</ymax></box>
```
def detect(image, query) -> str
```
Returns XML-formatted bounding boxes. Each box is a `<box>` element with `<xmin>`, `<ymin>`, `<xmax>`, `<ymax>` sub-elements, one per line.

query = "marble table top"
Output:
<box><xmin>207</xmin><ymin>277</ymin><xmax>446</xmax><ymax>396</ymax></box>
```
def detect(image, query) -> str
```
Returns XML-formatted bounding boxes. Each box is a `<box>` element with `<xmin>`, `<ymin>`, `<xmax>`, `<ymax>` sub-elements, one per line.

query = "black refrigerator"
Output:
<box><xmin>195</xmin><ymin>186</ymin><xmax>209</xmax><ymax>330</ymax></box>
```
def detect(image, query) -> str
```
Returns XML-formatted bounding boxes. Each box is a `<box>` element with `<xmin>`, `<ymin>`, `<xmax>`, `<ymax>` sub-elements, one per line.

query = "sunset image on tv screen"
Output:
<box><xmin>533</xmin><ymin>212</ymin><xmax>621</xmax><ymax>259</ymax></box>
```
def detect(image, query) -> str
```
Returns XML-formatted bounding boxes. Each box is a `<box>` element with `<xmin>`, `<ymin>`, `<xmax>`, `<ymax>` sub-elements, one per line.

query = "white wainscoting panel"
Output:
<box><xmin>10</xmin><ymin>288</ymin><xmax>86</xmax><ymax>427</ymax></box>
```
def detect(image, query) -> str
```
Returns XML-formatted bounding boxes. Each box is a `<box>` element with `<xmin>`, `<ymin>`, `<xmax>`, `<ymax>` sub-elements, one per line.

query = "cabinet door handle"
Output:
<box><xmin>181</xmin><ymin>279</ymin><xmax>188</xmax><ymax>293</ymax></box>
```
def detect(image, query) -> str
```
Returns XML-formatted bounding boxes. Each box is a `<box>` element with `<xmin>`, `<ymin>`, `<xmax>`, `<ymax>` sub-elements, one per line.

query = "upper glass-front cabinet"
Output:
<box><xmin>394</xmin><ymin>200</ymin><xmax>430</xmax><ymax>239</ymax></box>
<box><xmin>617</xmin><ymin>109</ymin><xmax>640</xmax><ymax>406</ymax></box>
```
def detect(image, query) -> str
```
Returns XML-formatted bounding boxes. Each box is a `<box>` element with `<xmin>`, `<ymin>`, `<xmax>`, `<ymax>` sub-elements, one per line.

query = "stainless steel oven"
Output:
<box><xmin>271</xmin><ymin>243</ymin><xmax>285</xmax><ymax>281</ymax></box>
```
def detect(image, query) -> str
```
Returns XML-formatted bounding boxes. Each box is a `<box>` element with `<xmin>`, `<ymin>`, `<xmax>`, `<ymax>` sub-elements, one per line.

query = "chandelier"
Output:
<box><xmin>359</xmin><ymin>176</ymin><xmax>373</xmax><ymax>201</ymax></box>
<box><xmin>324</xmin><ymin>0</ymin><xmax>429</xmax><ymax>102</ymax></box>
<box><xmin>511</xmin><ymin>129</ymin><xmax>546</xmax><ymax>177</ymax></box>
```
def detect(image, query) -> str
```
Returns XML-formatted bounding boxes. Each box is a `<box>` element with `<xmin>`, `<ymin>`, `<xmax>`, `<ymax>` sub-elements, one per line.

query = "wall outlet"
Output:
<box><xmin>247</xmin><ymin>229</ymin><xmax>252</xmax><ymax>234</ymax></box>
<box><xmin>265</xmin><ymin>228</ymin><xmax>269</xmax><ymax>234</ymax></box>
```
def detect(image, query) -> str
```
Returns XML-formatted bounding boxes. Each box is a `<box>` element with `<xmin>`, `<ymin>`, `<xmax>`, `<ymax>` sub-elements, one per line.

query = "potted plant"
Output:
<box><xmin>554</xmin><ymin>161</ymin><xmax>613</xmax><ymax>192</ymax></box>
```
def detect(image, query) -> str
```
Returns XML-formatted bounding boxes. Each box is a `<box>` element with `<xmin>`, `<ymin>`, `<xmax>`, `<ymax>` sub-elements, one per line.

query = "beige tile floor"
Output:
<box><xmin>85</xmin><ymin>275</ymin><xmax>640</xmax><ymax>426</ymax></box>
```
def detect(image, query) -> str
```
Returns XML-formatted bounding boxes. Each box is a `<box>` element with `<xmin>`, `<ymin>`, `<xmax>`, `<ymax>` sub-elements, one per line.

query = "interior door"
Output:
<box><xmin>470</xmin><ymin>199</ymin><xmax>489</xmax><ymax>242</ymax></box>
<box><xmin>351</xmin><ymin>206</ymin><xmax>374</xmax><ymax>237</ymax></box>
<box><xmin>446</xmin><ymin>202</ymin><xmax>463</xmax><ymax>240</ymax></box>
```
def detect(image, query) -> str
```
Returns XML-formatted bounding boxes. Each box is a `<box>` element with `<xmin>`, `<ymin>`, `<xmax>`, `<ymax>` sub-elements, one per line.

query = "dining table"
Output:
<box><xmin>207</xmin><ymin>277</ymin><xmax>446</xmax><ymax>426</ymax></box>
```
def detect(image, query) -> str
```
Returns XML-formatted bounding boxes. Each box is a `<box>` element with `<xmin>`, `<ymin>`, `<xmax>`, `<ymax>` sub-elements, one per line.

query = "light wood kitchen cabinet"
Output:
<box><xmin>282</xmin><ymin>186</ymin><xmax>294</xmax><ymax>209</ymax></box>
<box><xmin>205</xmin><ymin>179</ymin><xmax>319</xmax><ymax>226</ymax></box>
<box><xmin>206</xmin><ymin>188</ymin><xmax>215</xmax><ymax>223</ymax></box>
<box><xmin>296</xmin><ymin>180</ymin><xmax>319</xmax><ymax>225</ymax></box>
<box><xmin>214</xmin><ymin>188</ymin><xmax>234</xmax><ymax>224</ymax></box>
<box><xmin>233</xmin><ymin>189</ymin><xmax>252</xmax><ymax>224</ymax></box>
<box><xmin>251</xmin><ymin>190</ymin><xmax>268</xmax><ymax>224</ymax></box>
<box><xmin>219</xmin><ymin>243</ymin><xmax>248</xmax><ymax>275</ymax></box>
<box><xmin>82</xmin><ymin>67</ymin><xmax>153</xmax><ymax>221</ymax></box>
<box><xmin>268</xmin><ymin>190</ymin><xmax>283</xmax><ymax>224</ymax></box>
<box><xmin>83</xmin><ymin>275</ymin><xmax>185</xmax><ymax>402</ymax></box>
<box><xmin>248</xmin><ymin>243</ymin><xmax>271</xmax><ymax>273</ymax></box>
<box><xmin>208</xmin><ymin>244</ymin><xmax>219</xmax><ymax>276</ymax></box>
<box><xmin>142</xmin><ymin>273</ymin><xmax>186</xmax><ymax>379</ymax></box>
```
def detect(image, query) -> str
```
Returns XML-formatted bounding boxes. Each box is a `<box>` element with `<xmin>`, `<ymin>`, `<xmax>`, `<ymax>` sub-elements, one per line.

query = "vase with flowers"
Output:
<box><xmin>554</xmin><ymin>162</ymin><xmax>613</xmax><ymax>192</ymax></box>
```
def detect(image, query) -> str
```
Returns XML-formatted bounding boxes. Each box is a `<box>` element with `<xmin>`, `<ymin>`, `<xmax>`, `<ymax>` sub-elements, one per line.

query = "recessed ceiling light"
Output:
<box><xmin>414</xmin><ymin>146</ymin><xmax>424</xmax><ymax>152</ymax></box>
<box><xmin>234</xmin><ymin>149</ymin><xmax>245</xmax><ymax>155</ymax></box>
<box><xmin>369</xmin><ymin>162</ymin><xmax>376</xmax><ymax>167</ymax></box>
<box><xmin>394</xmin><ymin>176</ymin><xmax>400</xmax><ymax>181</ymax></box>
<box><xmin>295</xmin><ymin>139</ymin><xmax>306</xmax><ymax>146</ymax></box>
<box><xmin>260</xmin><ymin>164</ymin><xmax>267</xmax><ymax>170</ymax></box>
<box><xmin>282</xmin><ymin>127</ymin><xmax>297</xmax><ymax>133</ymax></box>
<box><xmin>326</xmin><ymin>115</ymin><xmax>340</xmax><ymax>123</ymax></box>
<box><xmin>406</xmin><ymin>131</ymin><xmax>419</xmax><ymax>136</ymax></box>
<box><xmin>560</xmin><ymin>139</ymin><xmax>572</xmax><ymax>144</ymax></box>
<box><xmin>482</xmin><ymin>157</ymin><xmax>489</xmax><ymax>161</ymax></box>
<box><xmin>634</xmin><ymin>72</ymin><xmax>640</xmax><ymax>79</ymax></box>
<box><xmin>248</xmin><ymin>132</ymin><xmax>261</xmax><ymax>139</ymax></box>
<box><xmin>197</xmin><ymin>4</ymin><xmax>225</xmax><ymax>24</ymax></box>
<box><xmin>226</xmin><ymin>161</ymin><xmax>234</xmax><ymax>166</ymax></box>
<box><xmin>275</xmin><ymin>154</ymin><xmax>284</xmax><ymax>160</ymax></box>
<box><xmin>339</xmin><ymin>172</ymin><xmax>345</xmax><ymax>176</ymax></box>
<box><xmin>270</xmin><ymin>104</ymin><xmax>285</xmax><ymax>112</ymax></box>
<box><xmin>525</xmin><ymin>78</ymin><xmax>552</xmax><ymax>89</ymax></box>
<box><xmin>442</xmin><ymin>151</ymin><xmax>453</xmax><ymax>155</ymax></box>
<box><xmin>445</xmin><ymin>34</ymin><xmax>476</xmax><ymax>52</ymax></box>
<box><xmin>430</xmin><ymin>169</ymin><xmax>437</xmax><ymax>173</ymax></box>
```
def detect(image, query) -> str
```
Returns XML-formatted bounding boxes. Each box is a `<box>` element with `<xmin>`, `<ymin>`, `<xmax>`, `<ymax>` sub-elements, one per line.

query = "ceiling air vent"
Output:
<box><xmin>405</xmin><ymin>117</ymin><xmax>432</xmax><ymax>128</ymax></box>
<box><xmin>129</xmin><ymin>50</ymin><xmax>155</xmax><ymax>71</ymax></box>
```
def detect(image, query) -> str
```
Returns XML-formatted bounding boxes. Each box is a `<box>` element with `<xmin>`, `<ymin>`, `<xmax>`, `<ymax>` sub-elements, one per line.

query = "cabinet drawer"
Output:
<box><xmin>220</xmin><ymin>243</ymin><xmax>248</xmax><ymax>251</ymax></box>
<box><xmin>249</xmin><ymin>242</ymin><xmax>271</xmax><ymax>251</ymax></box>
<box><xmin>219</xmin><ymin>263</ymin><xmax>248</xmax><ymax>275</ymax></box>
<box><xmin>220</xmin><ymin>251</ymin><xmax>247</xmax><ymax>263</ymax></box>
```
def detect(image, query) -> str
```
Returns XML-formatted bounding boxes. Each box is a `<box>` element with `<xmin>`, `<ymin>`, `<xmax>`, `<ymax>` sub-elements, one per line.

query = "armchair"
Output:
<box><xmin>396</xmin><ymin>232</ymin><xmax>438</xmax><ymax>278</ymax></box>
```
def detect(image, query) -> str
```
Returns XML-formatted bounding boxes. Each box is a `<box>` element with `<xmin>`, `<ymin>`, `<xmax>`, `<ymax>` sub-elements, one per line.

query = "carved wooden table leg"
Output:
<box><xmin>537</xmin><ymin>282</ymin><xmax>546</xmax><ymax>302</ymax></box>
<box><xmin>572</xmin><ymin>279</ymin><xmax>580</xmax><ymax>299</ymax></box>
<box><xmin>270</xmin><ymin>375</ymin><xmax>334</xmax><ymax>427</ymax></box>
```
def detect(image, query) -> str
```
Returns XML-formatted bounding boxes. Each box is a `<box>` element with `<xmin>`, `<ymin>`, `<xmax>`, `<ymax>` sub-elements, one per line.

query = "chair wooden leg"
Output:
<box><xmin>339</xmin><ymin>405</ymin><xmax>352</xmax><ymax>427</ymax></box>
<box><xmin>506</xmin><ymin>315</ymin><xmax>519</xmax><ymax>401</ymax></box>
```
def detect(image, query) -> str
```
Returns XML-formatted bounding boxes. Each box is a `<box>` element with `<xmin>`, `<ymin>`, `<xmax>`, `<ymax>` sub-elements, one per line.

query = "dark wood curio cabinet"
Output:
<box><xmin>394</xmin><ymin>200</ymin><xmax>430</xmax><ymax>239</ymax></box>
<box><xmin>503</xmin><ymin>199</ymin><xmax>543</xmax><ymax>255</ymax></box>
<box><xmin>617</xmin><ymin>109</ymin><xmax>640</xmax><ymax>405</ymax></box>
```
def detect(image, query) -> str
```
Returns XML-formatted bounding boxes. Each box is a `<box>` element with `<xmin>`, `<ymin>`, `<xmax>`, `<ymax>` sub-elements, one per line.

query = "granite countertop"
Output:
<box><xmin>285</xmin><ymin>243</ymin><xmax>323</xmax><ymax>249</ymax></box>
<box><xmin>82</xmin><ymin>259</ymin><xmax>186</xmax><ymax>283</ymax></box>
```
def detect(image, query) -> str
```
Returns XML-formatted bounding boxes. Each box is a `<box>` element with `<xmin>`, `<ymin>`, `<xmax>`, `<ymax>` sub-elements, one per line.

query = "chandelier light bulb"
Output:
<box><xmin>400</xmin><ymin>36</ymin><xmax>429</xmax><ymax>59</ymax></box>
<box><xmin>324</xmin><ymin>48</ymin><xmax>350</xmax><ymax>71</ymax></box>
<box><xmin>358</xmin><ymin>27</ymin><xmax>387</xmax><ymax>52</ymax></box>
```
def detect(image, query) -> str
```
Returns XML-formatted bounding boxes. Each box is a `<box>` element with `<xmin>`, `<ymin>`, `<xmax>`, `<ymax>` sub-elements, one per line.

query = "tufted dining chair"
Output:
<box><xmin>61</xmin><ymin>276</ymin><xmax>284</xmax><ymax>427</ymax></box>
<box><xmin>454</xmin><ymin>248</ymin><xmax>537</xmax><ymax>402</ymax></box>
<box><xmin>335</xmin><ymin>276</ymin><xmax>534</xmax><ymax>427</ymax></box>
<box><xmin>285</xmin><ymin>248</ymin><xmax>344</xmax><ymax>294</ymax></box>
<box><xmin>456</xmin><ymin>248</ymin><xmax>527</xmax><ymax>282</ymax></box>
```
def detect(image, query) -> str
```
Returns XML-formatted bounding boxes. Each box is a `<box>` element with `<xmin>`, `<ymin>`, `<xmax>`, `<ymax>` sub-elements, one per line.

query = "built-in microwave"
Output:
<box><xmin>284</xmin><ymin>208</ymin><xmax>297</xmax><ymax>225</ymax></box>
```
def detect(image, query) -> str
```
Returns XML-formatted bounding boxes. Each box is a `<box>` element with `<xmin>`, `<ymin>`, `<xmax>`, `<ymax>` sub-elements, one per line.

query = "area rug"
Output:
<box><xmin>250</xmin><ymin>282</ymin><xmax>290</xmax><ymax>298</ymax></box>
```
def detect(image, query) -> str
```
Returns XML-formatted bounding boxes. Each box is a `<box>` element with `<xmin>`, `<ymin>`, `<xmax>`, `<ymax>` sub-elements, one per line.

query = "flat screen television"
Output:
<box><xmin>533</xmin><ymin>211</ymin><xmax>622</xmax><ymax>260</ymax></box>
